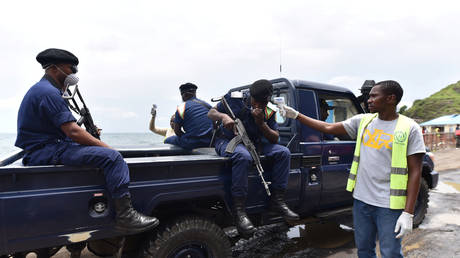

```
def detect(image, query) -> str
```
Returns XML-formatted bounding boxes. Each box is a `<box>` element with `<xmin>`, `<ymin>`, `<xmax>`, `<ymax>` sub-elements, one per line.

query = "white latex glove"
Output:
<box><xmin>394</xmin><ymin>211</ymin><xmax>413</xmax><ymax>238</ymax></box>
<box><xmin>281</xmin><ymin>104</ymin><xmax>299</xmax><ymax>119</ymax></box>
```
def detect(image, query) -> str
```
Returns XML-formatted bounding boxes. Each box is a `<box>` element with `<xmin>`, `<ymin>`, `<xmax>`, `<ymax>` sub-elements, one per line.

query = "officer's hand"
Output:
<box><xmin>96</xmin><ymin>127</ymin><xmax>102</xmax><ymax>137</ymax></box>
<box><xmin>151</xmin><ymin>106</ymin><xmax>157</xmax><ymax>116</ymax></box>
<box><xmin>394</xmin><ymin>211</ymin><xmax>413</xmax><ymax>238</ymax></box>
<box><xmin>281</xmin><ymin>104</ymin><xmax>299</xmax><ymax>119</ymax></box>
<box><xmin>222</xmin><ymin>114</ymin><xmax>235</xmax><ymax>130</ymax></box>
<box><xmin>251</xmin><ymin>108</ymin><xmax>264</xmax><ymax>125</ymax></box>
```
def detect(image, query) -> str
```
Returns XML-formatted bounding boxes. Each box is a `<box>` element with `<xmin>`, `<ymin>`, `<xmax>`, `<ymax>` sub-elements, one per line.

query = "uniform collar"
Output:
<box><xmin>43</xmin><ymin>74</ymin><xmax>62</xmax><ymax>91</ymax></box>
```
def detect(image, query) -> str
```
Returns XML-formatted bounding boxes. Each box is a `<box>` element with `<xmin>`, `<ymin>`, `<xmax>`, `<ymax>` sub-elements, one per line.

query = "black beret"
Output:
<box><xmin>179</xmin><ymin>82</ymin><xmax>198</xmax><ymax>93</ymax></box>
<box><xmin>250</xmin><ymin>79</ymin><xmax>273</xmax><ymax>102</ymax></box>
<box><xmin>36</xmin><ymin>48</ymin><xmax>79</xmax><ymax>68</ymax></box>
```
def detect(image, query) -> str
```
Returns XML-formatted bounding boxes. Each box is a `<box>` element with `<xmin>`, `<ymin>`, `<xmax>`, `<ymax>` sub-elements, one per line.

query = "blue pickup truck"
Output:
<box><xmin>0</xmin><ymin>78</ymin><xmax>438</xmax><ymax>258</ymax></box>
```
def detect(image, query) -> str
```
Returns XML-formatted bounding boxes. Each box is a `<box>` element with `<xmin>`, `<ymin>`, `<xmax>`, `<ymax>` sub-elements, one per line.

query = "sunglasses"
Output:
<box><xmin>70</xmin><ymin>65</ymin><xmax>78</xmax><ymax>74</ymax></box>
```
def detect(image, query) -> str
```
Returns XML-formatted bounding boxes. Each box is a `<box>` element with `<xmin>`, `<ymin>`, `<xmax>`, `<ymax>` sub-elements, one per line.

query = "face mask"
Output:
<box><xmin>55</xmin><ymin>65</ymin><xmax>79</xmax><ymax>88</ymax></box>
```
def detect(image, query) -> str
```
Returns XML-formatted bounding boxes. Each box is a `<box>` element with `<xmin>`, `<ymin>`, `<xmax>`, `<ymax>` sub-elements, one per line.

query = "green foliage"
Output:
<box><xmin>398</xmin><ymin>105</ymin><xmax>408</xmax><ymax>114</ymax></box>
<box><xmin>403</xmin><ymin>81</ymin><xmax>460</xmax><ymax>121</ymax></box>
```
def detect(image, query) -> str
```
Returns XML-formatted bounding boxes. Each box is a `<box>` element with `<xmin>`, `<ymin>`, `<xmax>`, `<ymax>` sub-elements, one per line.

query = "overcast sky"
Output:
<box><xmin>1</xmin><ymin>0</ymin><xmax>460</xmax><ymax>133</ymax></box>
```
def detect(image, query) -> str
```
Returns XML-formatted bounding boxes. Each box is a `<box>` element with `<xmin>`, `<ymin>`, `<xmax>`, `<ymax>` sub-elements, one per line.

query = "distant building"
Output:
<box><xmin>420</xmin><ymin>114</ymin><xmax>460</xmax><ymax>133</ymax></box>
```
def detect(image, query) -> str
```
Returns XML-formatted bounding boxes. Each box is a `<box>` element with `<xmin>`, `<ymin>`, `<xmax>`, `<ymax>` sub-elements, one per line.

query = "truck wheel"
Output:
<box><xmin>413</xmin><ymin>178</ymin><xmax>429</xmax><ymax>228</ymax></box>
<box><xmin>142</xmin><ymin>216</ymin><xmax>231</xmax><ymax>258</ymax></box>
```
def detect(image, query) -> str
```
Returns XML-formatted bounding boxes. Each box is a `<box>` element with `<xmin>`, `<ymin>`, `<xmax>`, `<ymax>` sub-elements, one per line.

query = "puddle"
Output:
<box><xmin>284</xmin><ymin>222</ymin><xmax>354</xmax><ymax>250</ymax></box>
<box><xmin>444</xmin><ymin>181</ymin><xmax>460</xmax><ymax>192</ymax></box>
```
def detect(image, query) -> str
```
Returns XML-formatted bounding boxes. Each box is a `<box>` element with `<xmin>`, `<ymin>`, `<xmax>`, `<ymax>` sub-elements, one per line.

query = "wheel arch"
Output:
<box><xmin>148</xmin><ymin>194</ymin><xmax>233</xmax><ymax>228</ymax></box>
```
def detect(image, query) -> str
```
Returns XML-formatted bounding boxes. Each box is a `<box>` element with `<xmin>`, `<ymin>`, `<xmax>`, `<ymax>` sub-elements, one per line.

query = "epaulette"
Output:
<box><xmin>177</xmin><ymin>103</ymin><xmax>186</xmax><ymax>119</ymax></box>
<box><xmin>265</xmin><ymin>102</ymin><xmax>277</xmax><ymax>120</ymax></box>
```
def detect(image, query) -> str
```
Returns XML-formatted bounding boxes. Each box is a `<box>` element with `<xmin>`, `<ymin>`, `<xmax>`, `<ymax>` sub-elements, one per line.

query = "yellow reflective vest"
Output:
<box><xmin>346</xmin><ymin>113</ymin><xmax>412</xmax><ymax>209</ymax></box>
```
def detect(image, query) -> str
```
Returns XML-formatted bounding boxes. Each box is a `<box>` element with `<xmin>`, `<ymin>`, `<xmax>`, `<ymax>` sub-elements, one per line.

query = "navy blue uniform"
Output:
<box><xmin>214</xmin><ymin>92</ymin><xmax>290</xmax><ymax>197</ymax></box>
<box><xmin>15</xmin><ymin>76</ymin><xmax>129</xmax><ymax>198</ymax></box>
<box><xmin>165</xmin><ymin>97</ymin><xmax>213</xmax><ymax>149</ymax></box>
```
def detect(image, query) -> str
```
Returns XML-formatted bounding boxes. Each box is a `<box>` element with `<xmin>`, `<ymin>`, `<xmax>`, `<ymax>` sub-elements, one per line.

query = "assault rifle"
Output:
<box><xmin>220</xmin><ymin>96</ymin><xmax>271</xmax><ymax>196</ymax></box>
<box><xmin>63</xmin><ymin>85</ymin><xmax>101</xmax><ymax>139</ymax></box>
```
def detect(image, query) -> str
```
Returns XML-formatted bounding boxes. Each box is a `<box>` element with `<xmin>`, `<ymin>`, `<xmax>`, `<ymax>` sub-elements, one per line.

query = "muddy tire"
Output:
<box><xmin>413</xmin><ymin>178</ymin><xmax>429</xmax><ymax>228</ymax></box>
<box><xmin>141</xmin><ymin>216</ymin><xmax>231</xmax><ymax>258</ymax></box>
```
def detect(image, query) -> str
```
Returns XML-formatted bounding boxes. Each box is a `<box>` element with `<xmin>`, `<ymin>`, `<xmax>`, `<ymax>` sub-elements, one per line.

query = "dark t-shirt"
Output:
<box><xmin>15</xmin><ymin>76</ymin><xmax>76</xmax><ymax>151</ymax></box>
<box><xmin>216</xmin><ymin>92</ymin><xmax>278</xmax><ymax>144</ymax></box>
<box><xmin>174</xmin><ymin>97</ymin><xmax>213</xmax><ymax>139</ymax></box>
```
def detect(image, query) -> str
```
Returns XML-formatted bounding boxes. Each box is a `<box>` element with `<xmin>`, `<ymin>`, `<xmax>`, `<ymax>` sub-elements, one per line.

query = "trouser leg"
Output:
<box><xmin>215</xmin><ymin>138</ymin><xmax>252</xmax><ymax>196</ymax></box>
<box><xmin>353</xmin><ymin>199</ymin><xmax>377</xmax><ymax>258</ymax></box>
<box><xmin>57</xmin><ymin>143</ymin><xmax>159</xmax><ymax>234</ymax></box>
<box><xmin>375</xmin><ymin>207</ymin><xmax>403</xmax><ymax>258</ymax></box>
<box><xmin>57</xmin><ymin>143</ymin><xmax>129</xmax><ymax>198</ymax></box>
<box><xmin>215</xmin><ymin>138</ymin><xmax>255</xmax><ymax>237</ymax></box>
<box><xmin>262</xmin><ymin>143</ymin><xmax>298</xmax><ymax>220</ymax></box>
<box><xmin>261</xmin><ymin>143</ymin><xmax>290</xmax><ymax>190</ymax></box>
<box><xmin>164</xmin><ymin>135</ymin><xmax>180</xmax><ymax>146</ymax></box>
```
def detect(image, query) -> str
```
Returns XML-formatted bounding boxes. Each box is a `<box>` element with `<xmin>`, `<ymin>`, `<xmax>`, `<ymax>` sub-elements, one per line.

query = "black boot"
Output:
<box><xmin>233</xmin><ymin>196</ymin><xmax>256</xmax><ymax>238</ymax></box>
<box><xmin>113</xmin><ymin>195</ymin><xmax>159</xmax><ymax>234</ymax></box>
<box><xmin>269</xmin><ymin>189</ymin><xmax>300</xmax><ymax>221</ymax></box>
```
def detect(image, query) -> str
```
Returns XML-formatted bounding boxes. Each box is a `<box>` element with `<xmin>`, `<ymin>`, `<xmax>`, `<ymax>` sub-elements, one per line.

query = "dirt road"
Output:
<box><xmin>430</xmin><ymin>147</ymin><xmax>460</xmax><ymax>172</ymax></box>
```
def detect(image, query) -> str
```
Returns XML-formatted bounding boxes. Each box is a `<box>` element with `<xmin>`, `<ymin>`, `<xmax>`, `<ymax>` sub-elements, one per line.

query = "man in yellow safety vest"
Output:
<box><xmin>279</xmin><ymin>80</ymin><xmax>425</xmax><ymax>258</ymax></box>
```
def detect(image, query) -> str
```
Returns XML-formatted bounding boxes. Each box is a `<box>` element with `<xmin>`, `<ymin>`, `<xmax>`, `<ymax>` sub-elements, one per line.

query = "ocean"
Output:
<box><xmin>0</xmin><ymin>133</ymin><xmax>164</xmax><ymax>160</ymax></box>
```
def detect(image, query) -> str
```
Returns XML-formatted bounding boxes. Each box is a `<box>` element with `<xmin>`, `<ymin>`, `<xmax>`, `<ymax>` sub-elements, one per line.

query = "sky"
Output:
<box><xmin>1</xmin><ymin>0</ymin><xmax>460</xmax><ymax>133</ymax></box>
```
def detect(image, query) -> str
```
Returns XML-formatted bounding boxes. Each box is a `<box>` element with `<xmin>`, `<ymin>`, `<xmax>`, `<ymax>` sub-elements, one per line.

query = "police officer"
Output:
<box><xmin>15</xmin><ymin>48</ymin><xmax>159</xmax><ymax>234</ymax></box>
<box><xmin>208</xmin><ymin>79</ymin><xmax>299</xmax><ymax>237</ymax></box>
<box><xmin>164</xmin><ymin>82</ymin><xmax>213</xmax><ymax>149</ymax></box>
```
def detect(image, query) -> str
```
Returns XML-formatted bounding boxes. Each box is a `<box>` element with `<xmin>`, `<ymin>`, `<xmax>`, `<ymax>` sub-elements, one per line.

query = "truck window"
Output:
<box><xmin>318</xmin><ymin>95</ymin><xmax>358</xmax><ymax>141</ymax></box>
<box><xmin>271</xmin><ymin>92</ymin><xmax>289</xmax><ymax>125</ymax></box>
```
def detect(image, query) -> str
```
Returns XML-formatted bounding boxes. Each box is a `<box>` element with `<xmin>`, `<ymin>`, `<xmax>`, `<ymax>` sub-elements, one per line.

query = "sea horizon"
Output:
<box><xmin>0</xmin><ymin>132</ymin><xmax>164</xmax><ymax>159</ymax></box>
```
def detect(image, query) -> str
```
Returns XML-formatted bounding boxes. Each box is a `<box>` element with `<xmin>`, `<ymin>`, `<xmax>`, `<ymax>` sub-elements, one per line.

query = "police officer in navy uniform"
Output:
<box><xmin>208</xmin><ymin>79</ymin><xmax>299</xmax><ymax>237</ymax></box>
<box><xmin>164</xmin><ymin>82</ymin><xmax>213</xmax><ymax>149</ymax></box>
<box><xmin>15</xmin><ymin>48</ymin><xmax>159</xmax><ymax>234</ymax></box>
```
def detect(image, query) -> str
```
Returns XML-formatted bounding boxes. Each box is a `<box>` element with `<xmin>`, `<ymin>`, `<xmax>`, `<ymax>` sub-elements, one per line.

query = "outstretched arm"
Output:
<box><xmin>149</xmin><ymin>114</ymin><xmax>167</xmax><ymax>136</ymax></box>
<box><xmin>283</xmin><ymin>105</ymin><xmax>348</xmax><ymax>135</ymax></box>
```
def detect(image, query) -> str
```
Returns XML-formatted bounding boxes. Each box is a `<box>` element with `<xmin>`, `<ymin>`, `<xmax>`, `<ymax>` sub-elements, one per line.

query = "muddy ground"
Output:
<box><xmin>46</xmin><ymin>148</ymin><xmax>460</xmax><ymax>257</ymax></box>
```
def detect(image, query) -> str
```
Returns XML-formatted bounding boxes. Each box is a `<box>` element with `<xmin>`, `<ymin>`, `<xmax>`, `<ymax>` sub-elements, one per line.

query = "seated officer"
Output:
<box><xmin>208</xmin><ymin>79</ymin><xmax>299</xmax><ymax>237</ymax></box>
<box><xmin>15</xmin><ymin>48</ymin><xmax>159</xmax><ymax>234</ymax></box>
<box><xmin>164</xmin><ymin>83</ymin><xmax>213</xmax><ymax>149</ymax></box>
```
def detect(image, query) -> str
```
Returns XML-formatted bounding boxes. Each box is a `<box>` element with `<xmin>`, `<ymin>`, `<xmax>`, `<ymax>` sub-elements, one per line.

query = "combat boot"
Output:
<box><xmin>113</xmin><ymin>195</ymin><xmax>159</xmax><ymax>234</ymax></box>
<box><xmin>233</xmin><ymin>196</ymin><xmax>256</xmax><ymax>238</ymax></box>
<box><xmin>269</xmin><ymin>189</ymin><xmax>300</xmax><ymax>221</ymax></box>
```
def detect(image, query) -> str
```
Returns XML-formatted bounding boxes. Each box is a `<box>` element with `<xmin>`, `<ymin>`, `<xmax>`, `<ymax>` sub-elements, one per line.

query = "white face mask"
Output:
<box><xmin>55</xmin><ymin>65</ymin><xmax>79</xmax><ymax>88</ymax></box>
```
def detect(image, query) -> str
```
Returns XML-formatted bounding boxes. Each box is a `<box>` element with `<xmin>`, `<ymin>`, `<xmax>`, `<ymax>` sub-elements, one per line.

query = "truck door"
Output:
<box><xmin>316</xmin><ymin>93</ymin><xmax>360</xmax><ymax>209</ymax></box>
<box><xmin>296</xmin><ymin>89</ymin><xmax>323</xmax><ymax>212</ymax></box>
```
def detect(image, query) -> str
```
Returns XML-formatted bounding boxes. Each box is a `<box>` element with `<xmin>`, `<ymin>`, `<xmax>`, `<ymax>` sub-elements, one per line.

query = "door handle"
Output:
<box><xmin>328</xmin><ymin>156</ymin><xmax>340</xmax><ymax>162</ymax></box>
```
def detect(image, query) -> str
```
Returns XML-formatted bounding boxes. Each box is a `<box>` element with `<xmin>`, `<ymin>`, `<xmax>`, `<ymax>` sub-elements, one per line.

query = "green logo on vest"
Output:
<box><xmin>394</xmin><ymin>131</ymin><xmax>407</xmax><ymax>144</ymax></box>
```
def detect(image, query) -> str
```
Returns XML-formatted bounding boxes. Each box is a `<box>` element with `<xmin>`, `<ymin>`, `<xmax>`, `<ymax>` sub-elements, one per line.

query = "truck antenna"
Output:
<box><xmin>279</xmin><ymin>36</ymin><xmax>282</xmax><ymax>76</ymax></box>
